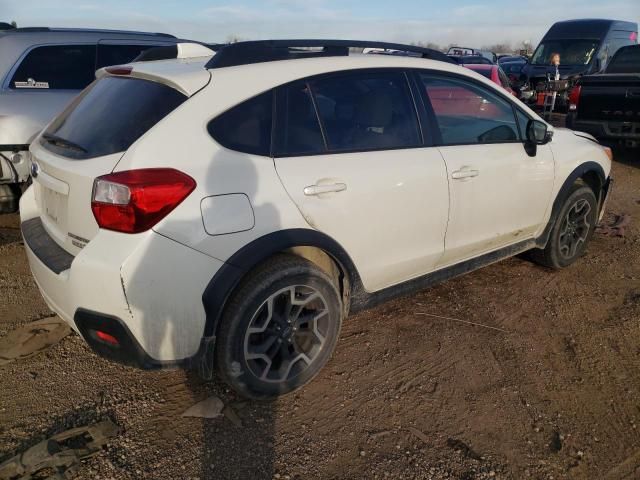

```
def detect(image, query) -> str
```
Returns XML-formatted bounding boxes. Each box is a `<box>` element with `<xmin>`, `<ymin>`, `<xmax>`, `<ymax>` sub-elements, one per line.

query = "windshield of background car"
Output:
<box><xmin>41</xmin><ymin>76</ymin><xmax>187</xmax><ymax>159</ymax></box>
<box><xmin>530</xmin><ymin>39</ymin><xmax>599</xmax><ymax>66</ymax></box>
<box><xmin>606</xmin><ymin>47</ymin><xmax>640</xmax><ymax>73</ymax></box>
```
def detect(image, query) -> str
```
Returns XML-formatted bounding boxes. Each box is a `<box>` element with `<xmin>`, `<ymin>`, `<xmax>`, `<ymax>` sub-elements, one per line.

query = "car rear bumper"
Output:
<box><xmin>20</xmin><ymin>186</ymin><xmax>225</xmax><ymax>366</ymax></box>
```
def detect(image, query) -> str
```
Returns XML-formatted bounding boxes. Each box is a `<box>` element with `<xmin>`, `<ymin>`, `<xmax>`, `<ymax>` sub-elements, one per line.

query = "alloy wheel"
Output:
<box><xmin>558</xmin><ymin>198</ymin><xmax>591</xmax><ymax>260</ymax></box>
<box><xmin>243</xmin><ymin>285</ymin><xmax>331</xmax><ymax>383</ymax></box>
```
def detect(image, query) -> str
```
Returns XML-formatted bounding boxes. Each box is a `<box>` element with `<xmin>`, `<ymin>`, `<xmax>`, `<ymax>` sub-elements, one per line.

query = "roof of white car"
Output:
<box><xmin>119</xmin><ymin>52</ymin><xmax>481</xmax><ymax>97</ymax></box>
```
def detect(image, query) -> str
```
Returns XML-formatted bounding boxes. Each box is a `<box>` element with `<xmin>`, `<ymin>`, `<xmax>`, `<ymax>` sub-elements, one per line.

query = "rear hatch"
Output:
<box><xmin>30</xmin><ymin>60</ymin><xmax>210</xmax><ymax>255</ymax></box>
<box><xmin>576</xmin><ymin>74</ymin><xmax>640</xmax><ymax>121</ymax></box>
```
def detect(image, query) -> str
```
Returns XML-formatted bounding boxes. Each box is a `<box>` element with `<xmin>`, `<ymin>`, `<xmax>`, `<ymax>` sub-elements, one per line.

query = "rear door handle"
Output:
<box><xmin>304</xmin><ymin>183</ymin><xmax>347</xmax><ymax>196</ymax></box>
<box><xmin>451</xmin><ymin>167</ymin><xmax>479</xmax><ymax>180</ymax></box>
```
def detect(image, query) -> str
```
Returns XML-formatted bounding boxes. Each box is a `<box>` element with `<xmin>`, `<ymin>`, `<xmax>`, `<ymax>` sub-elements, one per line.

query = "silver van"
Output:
<box><xmin>0</xmin><ymin>27</ymin><xmax>179</xmax><ymax>212</ymax></box>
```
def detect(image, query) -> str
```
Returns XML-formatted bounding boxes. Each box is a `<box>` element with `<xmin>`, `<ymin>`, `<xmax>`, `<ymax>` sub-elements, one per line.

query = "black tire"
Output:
<box><xmin>531</xmin><ymin>184</ymin><xmax>598</xmax><ymax>269</ymax></box>
<box><xmin>215</xmin><ymin>254</ymin><xmax>343</xmax><ymax>400</ymax></box>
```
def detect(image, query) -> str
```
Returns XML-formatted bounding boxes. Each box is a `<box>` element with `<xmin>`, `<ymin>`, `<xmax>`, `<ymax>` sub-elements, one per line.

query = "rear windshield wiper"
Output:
<box><xmin>42</xmin><ymin>133</ymin><xmax>88</xmax><ymax>154</ymax></box>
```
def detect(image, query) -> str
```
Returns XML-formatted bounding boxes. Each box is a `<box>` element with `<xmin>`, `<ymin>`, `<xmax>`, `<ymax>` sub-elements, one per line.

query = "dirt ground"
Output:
<box><xmin>1</xmin><ymin>149</ymin><xmax>639</xmax><ymax>480</ymax></box>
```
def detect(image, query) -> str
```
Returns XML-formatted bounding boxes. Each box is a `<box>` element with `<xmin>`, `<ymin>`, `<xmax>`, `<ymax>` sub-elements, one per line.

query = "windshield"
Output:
<box><xmin>42</xmin><ymin>76</ymin><xmax>187</xmax><ymax>159</ymax></box>
<box><xmin>530</xmin><ymin>39</ymin><xmax>599</xmax><ymax>66</ymax></box>
<box><xmin>606</xmin><ymin>47</ymin><xmax>640</xmax><ymax>74</ymax></box>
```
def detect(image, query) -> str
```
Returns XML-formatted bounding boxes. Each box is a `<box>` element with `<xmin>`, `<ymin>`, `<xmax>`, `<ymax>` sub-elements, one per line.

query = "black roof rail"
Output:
<box><xmin>5</xmin><ymin>27</ymin><xmax>175</xmax><ymax>37</ymax></box>
<box><xmin>205</xmin><ymin>39</ymin><xmax>457</xmax><ymax>69</ymax></box>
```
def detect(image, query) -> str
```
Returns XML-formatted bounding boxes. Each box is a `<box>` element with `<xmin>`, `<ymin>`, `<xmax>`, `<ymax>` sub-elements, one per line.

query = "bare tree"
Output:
<box><xmin>225</xmin><ymin>35</ymin><xmax>246</xmax><ymax>44</ymax></box>
<box><xmin>411</xmin><ymin>41</ymin><xmax>444</xmax><ymax>52</ymax></box>
<box><xmin>482</xmin><ymin>42</ymin><xmax>514</xmax><ymax>54</ymax></box>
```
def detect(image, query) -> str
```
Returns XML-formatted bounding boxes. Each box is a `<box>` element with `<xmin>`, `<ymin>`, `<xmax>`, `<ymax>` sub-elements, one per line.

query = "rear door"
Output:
<box><xmin>31</xmin><ymin>75</ymin><xmax>188</xmax><ymax>254</ymax></box>
<box><xmin>416</xmin><ymin>72</ymin><xmax>554</xmax><ymax>267</ymax></box>
<box><xmin>273</xmin><ymin>69</ymin><xmax>449</xmax><ymax>292</ymax></box>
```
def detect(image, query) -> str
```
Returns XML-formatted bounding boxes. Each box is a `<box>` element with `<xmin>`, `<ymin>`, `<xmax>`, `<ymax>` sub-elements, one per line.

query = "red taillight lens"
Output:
<box><xmin>91</xmin><ymin>168</ymin><xmax>196</xmax><ymax>233</ymax></box>
<box><xmin>95</xmin><ymin>330</ymin><xmax>119</xmax><ymax>346</ymax></box>
<box><xmin>569</xmin><ymin>85</ymin><xmax>582</xmax><ymax>111</ymax></box>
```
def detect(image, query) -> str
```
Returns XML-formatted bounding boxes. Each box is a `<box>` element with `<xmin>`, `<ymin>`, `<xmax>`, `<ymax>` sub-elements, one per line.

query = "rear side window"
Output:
<box><xmin>11</xmin><ymin>45</ymin><xmax>96</xmax><ymax>90</ymax></box>
<box><xmin>42</xmin><ymin>76</ymin><xmax>187</xmax><ymax>159</ymax></box>
<box><xmin>273</xmin><ymin>82</ymin><xmax>325</xmax><ymax>156</ymax></box>
<box><xmin>309</xmin><ymin>71</ymin><xmax>421</xmax><ymax>152</ymax></box>
<box><xmin>96</xmin><ymin>44</ymin><xmax>164</xmax><ymax>69</ymax></box>
<box><xmin>420</xmin><ymin>74</ymin><xmax>521</xmax><ymax>145</ymax></box>
<box><xmin>208</xmin><ymin>91</ymin><xmax>273</xmax><ymax>156</ymax></box>
<box><xmin>606</xmin><ymin>46</ymin><xmax>640</xmax><ymax>73</ymax></box>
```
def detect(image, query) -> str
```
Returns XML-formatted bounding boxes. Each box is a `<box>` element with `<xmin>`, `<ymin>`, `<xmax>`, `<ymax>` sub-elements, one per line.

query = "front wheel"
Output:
<box><xmin>531</xmin><ymin>185</ymin><xmax>598</xmax><ymax>269</ymax></box>
<box><xmin>215</xmin><ymin>255</ymin><xmax>343</xmax><ymax>400</ymax></box>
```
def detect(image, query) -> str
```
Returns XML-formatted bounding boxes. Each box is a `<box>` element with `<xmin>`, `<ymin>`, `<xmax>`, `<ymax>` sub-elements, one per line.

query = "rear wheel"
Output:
<box><xmin>215</xmin><ymin>255</ymin><xmax>343</xmax><ymax>400</ymax></box>
<box><xmin>531</xmin><ymin>185</ymin><xmax>598</xmax><ymax>269</ymax></box>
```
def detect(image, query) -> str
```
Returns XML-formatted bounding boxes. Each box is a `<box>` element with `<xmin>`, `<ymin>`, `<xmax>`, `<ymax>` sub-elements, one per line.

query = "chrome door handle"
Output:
<box><xmin>303</xmin><ymin>183</ymin><xmax>347</xmax><ymax>196</ymax></box>
<box><xmin>451</xmin><ymin>168</ymin><xmax>479</xmax><ymax>180</ymax></box>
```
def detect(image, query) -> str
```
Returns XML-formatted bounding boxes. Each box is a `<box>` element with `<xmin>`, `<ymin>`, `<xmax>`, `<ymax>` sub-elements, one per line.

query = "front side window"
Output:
<box><xmin>208</xmin><ymin>91</ymin><xmax>273</xmax><ymax>156</ymax></box>
<box><xmin>530</xmin><ymin>39</ymin><xmax>599</xmax><ymax>66</ymax></box>
<box><xmin>11</xmin><ymin>45</ymin><xmax>96</xmax><ymax>90</ymax></box>
<box><xmin>420</xmin><ymin>74</ymin><xmax>521</xmax><ymax>145</ymax></box>
<box><xmin>309</xmin><ymin>70</ymin><xmax>421</xmax><ymax>152</ymax></box>
<box><xmin>42</xmin><ymin>76</ymin><xmax>187</xmax><ymax>159</ymax></box>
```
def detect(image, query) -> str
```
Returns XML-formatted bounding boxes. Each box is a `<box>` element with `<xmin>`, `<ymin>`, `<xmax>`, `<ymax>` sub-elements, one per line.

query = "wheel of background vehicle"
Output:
<box><xmin>215</xmin><ymin>254</ymin><xmax>343</xmax><ymax>400</ymax></box>
<box><xmin>531</xmin><ymin>184</ymin><xmax>598</xmax><ymax>269</ymax></box>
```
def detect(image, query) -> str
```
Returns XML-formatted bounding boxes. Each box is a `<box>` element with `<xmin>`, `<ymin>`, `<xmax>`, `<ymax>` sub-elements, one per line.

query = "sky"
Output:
<box><xmin>2</xmin><ymin>0</ymin><xmax>639</xmax><ymax>48</ymax></box>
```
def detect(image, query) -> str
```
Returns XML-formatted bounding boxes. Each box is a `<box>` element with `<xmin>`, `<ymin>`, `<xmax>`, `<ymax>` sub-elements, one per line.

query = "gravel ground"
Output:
<box><xmin>1</xmin><ymin>149</ymin><xmax>639</xmax><ymax>480</ymax></box>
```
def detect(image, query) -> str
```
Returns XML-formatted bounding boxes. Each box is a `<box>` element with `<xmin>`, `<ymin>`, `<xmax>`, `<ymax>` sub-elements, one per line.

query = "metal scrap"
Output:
<box><xmin>0</xmin><ymin>420</ymin><xmax>119</xmax><ymax>480</ymax></box>
<box><xmin>596</xmin><ymin>213</ymin><xmax>631</xmax><ymax>237</ymax></box>
<box><xmin>0</xmin><ymin>317</ymin><xmax>70</xmax><ymax>367</ymax></box>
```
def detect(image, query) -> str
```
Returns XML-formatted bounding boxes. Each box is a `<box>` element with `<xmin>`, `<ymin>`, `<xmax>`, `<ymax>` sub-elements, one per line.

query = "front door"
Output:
<box><xmin>416</xmin><ymin>72</ymin><xmax>555</xmax><ymax>267</ymax></box>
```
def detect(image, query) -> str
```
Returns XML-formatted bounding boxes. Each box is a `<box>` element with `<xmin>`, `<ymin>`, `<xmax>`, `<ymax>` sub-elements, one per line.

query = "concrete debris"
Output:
<box><xmin>181</xmin><ymin>395</ymin><xmax>224</xmax><ymax>419</ymax></box>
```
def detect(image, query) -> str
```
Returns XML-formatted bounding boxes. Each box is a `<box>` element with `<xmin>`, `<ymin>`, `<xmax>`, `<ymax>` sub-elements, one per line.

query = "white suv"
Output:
<box><xmin>20</xmin><ymin>40</ymin><xmax>612</xmax><ymax>399</ymax></box>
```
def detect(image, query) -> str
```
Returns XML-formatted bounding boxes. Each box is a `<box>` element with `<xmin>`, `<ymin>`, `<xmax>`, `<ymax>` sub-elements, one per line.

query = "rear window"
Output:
<box><xmin>96</xmin><ymin>44</ymin><xmax>165</xmax><ymax>69</ymax></box>
<box><xmin>606</xmin><ymin>46</ymin><xmax>640</xmax><ymax>73</ymax></box>
<box><xmin>41</xmin><ymin>76</ymin><xmax>187</xmax><ymax>159</ymax></box>
<box><xmin>11</xmin><ymin>45</ymin><xmax>96</xmax><ymax>90</ymax></box>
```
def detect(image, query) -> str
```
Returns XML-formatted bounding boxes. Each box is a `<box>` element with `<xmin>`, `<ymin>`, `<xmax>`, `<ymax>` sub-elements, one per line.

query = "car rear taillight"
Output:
<box><xmin>91</xmin><ymin>168</ymin><xmax>196</xmax><ymax>233</ymax></box>
<box><xmin>569</xmin><ymin>85</ymin><xmax>582</xmax><ymax>111</ymax></box>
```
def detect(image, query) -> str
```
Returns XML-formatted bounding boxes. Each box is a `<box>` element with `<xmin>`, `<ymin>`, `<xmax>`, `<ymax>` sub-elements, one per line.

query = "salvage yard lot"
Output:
<box><xmin>1</xmin><ymin>150</ymin><xmax>639</xmax><ymax>480</ymax></box>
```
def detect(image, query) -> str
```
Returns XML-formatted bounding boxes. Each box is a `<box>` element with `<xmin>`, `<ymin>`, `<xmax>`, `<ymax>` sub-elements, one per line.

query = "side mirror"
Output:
<box><xmin>527</xmin><ymin>119</ymin><xmax>551</xmax><ymax>145</ymax></box>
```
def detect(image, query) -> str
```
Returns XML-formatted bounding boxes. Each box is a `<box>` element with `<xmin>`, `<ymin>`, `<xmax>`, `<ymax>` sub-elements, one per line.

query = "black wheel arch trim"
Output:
<box><xmin>201</xmin><ymin>228</ymin><xmax>365</xmax><ymax>339</ymax></box>
<box><xmin>536</xmin><ymin>161</ymin><xmax>607</xmax><ymax>248</ymax></box>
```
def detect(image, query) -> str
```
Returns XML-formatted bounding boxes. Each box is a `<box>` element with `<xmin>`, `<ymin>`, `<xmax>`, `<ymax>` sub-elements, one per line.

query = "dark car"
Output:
<box><xmin>520</xmin><ymin>19</ymin><xmax>638</xmax><ymax>111</ymax></box>
<box><xmin>566</xmin><ymin>44</ymin><xmax>640</xmax><ymax>148</ymax></box>
<box><xmin>451</xmin><ymin>55</ymin><xmax>494</xmax><ymax>65</ymax></box>
<box><xmin>446</xmin><ymin>46</ymin><xmax>496</xmax><ymax>63</ymax></box>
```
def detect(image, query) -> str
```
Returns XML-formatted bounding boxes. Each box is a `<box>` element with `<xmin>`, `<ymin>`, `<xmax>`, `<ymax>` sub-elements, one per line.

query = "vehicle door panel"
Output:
<box><xmin>272</xmin><ymin>71</ymin><xmax>450</xmax><ymax>292</ymax></box>
<box><xmin>417</xmin><ymin>72</ymin><xmax>555</xmax><ymax>267</ymax></box>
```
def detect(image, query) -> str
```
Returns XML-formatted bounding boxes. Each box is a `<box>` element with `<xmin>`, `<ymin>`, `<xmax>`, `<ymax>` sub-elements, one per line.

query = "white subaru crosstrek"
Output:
<box><xmin>21</xmin><ymin>40</ymin><xmax>612</xmax><ymax>399</ymax></box>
